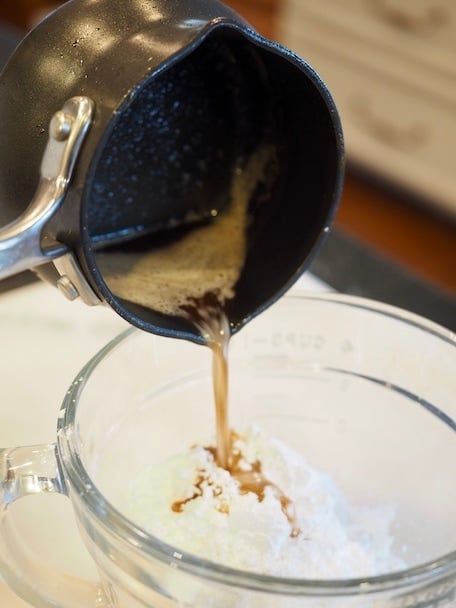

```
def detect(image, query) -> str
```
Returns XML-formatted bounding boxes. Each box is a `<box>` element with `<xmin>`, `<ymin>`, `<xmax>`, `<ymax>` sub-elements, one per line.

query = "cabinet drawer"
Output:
<box><xmin>281</xmin><ymin>24</ymin><xmax>456</xmax><ymax>217</ymax></box>
<box><xmin>334</xmin><ymin>0</ymin><xmax>456</xmax><ymax>55</ymax></box>
<box><xmin>279</xmin><ymin>1</ymin><xmax>456</xmax><ymax>217</ymax></box>
<box><xmin>280</xmin><ymin>0</ymin><xmax>456</xmax><ymax>96</ymax></box>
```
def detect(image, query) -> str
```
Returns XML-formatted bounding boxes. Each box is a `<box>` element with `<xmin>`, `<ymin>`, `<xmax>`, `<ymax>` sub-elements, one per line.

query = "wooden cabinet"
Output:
<box><xmin>278</xmin><ymin>0</ymin><xmax>456</xmax><ymax>219</ymax></box>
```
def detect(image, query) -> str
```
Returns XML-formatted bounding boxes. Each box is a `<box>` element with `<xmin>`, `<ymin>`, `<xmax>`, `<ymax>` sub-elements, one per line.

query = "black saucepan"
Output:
<box><xmin>0</xmin><ymin>0</ymin><xmax>344</xmax><ymax>342</ymax></box>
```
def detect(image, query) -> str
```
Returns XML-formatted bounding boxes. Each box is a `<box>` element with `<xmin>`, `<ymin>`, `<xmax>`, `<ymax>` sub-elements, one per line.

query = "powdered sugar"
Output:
<box><xmin>128</xmin><ymin>426</ymin><xmax>405</xmax><ymax>578</ymax></box>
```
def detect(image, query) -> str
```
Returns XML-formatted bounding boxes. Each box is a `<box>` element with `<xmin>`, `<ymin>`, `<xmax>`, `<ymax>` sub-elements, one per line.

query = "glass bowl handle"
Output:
<box><xmin>0</xmin><ymin>444</ymin><xmax>105</xmax><ymax>607</ymax></box>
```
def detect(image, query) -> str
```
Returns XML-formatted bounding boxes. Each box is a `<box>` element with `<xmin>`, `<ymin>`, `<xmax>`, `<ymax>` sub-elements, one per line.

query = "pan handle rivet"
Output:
<box><xmin>57</xmin><ymin>275</ymin><xmax>79</xmax><ymax>301</ymax></box>
<box><xmin>50</xmin><ymin>111</ymin><xmax>74</xmax><ymax>141</ymax></box>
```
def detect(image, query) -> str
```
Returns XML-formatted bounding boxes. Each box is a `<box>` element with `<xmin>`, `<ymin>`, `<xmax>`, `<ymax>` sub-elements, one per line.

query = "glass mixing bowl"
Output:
<box><xmin>1</xmin><ymin>292</ymin><xmax>455</xmax><ymax>607</ymax></box>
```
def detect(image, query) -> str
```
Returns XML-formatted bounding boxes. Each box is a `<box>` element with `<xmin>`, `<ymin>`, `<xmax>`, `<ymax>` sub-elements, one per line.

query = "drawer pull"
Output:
<box><xmin>349</xmin><ymin>96</ymin><xmax>430</xmax><ymax>150</ymax></box>
<box><xmin>372</xmin><ymin>0</ymin><xmax>447</xmax><ymax>32</ymax></box>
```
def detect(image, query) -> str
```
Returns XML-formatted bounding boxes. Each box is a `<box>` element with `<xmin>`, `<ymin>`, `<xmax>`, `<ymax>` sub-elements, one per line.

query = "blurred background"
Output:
<box><xmin>0</xmin><ymin>0</ymin><xmax>455</xmax><ymax>304</ymax></box>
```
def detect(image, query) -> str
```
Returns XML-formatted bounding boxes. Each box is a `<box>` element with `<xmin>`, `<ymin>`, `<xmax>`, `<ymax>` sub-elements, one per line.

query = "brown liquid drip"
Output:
<box><xmin>171</xmin><ymin>474</ymin><xmax>205</xmax><ymax>513</ymax></box>
<box><xmin>178</xmin><ymin>297</ymin><xmax>301</xmax><ymax>537</ymax></box>
<box><xmin>180</xmin><ymin>292</ymin><xmax>231</xmax><ymax>470</ymax></box>
<box><xmin>206</xmin><ymin>438</ymin><xmax>301</xmax><ymax>537</ymax></box>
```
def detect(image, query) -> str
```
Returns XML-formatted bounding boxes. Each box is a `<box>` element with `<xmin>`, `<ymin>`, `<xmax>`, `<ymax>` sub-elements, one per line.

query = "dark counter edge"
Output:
<box><xmin>310</xmin><ymin>229</ymin><xmax>456</xmax><ymax>333</ymax></box>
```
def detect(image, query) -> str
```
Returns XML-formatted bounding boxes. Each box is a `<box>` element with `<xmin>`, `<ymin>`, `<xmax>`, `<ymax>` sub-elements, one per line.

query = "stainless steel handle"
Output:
<box><xmin>0</xmin><ymin>96</ymin><xmax>94</xmax><ymax>280</ymax></box>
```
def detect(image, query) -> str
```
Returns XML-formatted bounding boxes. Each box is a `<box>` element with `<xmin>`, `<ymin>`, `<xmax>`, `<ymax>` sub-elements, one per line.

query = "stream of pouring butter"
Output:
<box><xmin>96</xmin><ymin>146</ymin><xmax>300</xmax><ymax>533</ymax></box>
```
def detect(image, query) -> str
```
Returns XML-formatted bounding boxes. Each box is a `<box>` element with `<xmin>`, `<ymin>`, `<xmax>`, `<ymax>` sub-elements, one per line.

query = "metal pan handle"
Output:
<box><xmin>0</xmin><ymin>96</ymin><xmax>94</xmax><ymax>279</ymax></box>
